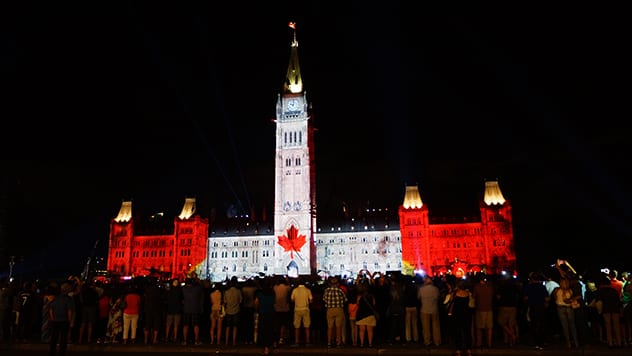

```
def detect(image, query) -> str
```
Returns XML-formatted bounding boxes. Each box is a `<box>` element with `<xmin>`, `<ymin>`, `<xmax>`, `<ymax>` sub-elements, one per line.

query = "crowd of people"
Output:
<box><xmin>0</xmin><ymin>260</ymin><xmax>631</xmax><ymax>356</ymax></box>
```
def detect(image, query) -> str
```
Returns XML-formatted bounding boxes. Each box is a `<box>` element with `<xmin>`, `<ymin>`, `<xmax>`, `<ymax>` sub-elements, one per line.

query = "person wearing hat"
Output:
<box><xmin>323</xmin><ymin>276</ymin><xmax>347</xmax><ymax>348</ymax></box>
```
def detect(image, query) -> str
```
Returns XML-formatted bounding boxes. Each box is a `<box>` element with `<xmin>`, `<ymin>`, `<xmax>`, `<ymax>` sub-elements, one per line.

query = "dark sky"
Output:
<box><xmin>2</xmin><ymin>2</ymin><xmax>630</xmax><ymax>278</ymax></box>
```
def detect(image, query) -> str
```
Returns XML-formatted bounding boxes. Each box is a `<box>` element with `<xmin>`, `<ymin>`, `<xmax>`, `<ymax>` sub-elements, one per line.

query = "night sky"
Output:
<box><xmin>2</xmin><ymin>2</ymin><xmax>630</xmax><ymax>279</ymax></box>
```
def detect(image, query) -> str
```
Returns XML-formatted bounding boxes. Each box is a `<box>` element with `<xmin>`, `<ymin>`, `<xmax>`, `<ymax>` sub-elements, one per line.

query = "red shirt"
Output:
<box><xmin>123</xmin><ymin>292</ymin><xmax>142</xmax><ymax>315</ymax></box>
<box><xmin>610</xmin><ymin>279</ymin><xmax>623</xmax><ymax>300</ymax></box>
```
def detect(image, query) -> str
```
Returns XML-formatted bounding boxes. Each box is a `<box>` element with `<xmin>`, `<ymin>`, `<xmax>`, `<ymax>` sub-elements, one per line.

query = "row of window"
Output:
<box><xmin>405</xmin><ymin>227</ymin><xmax>498</xmax><ymax>238</ymax></box>
<box><xmin>112</xmin><ymin>248</ymin><xmax>192</xmax><ymax>259</ymax></box>
<box><xmin>208</xmin><ymin>259</ymin><xmax>404</xmax><ymax>276</ymax></box>
<box><xmin>285</xmin><ymin>157</ymin><xmax>302</xmax><ymax>166</ymax></box>
<box><xmin>111</xmin><ymin>238</ymin><xmax>199</xmax><ymax>248</ymax></box>
<box><xmin>316</xmin><ymin>235</ymin><xmax>399</xmax><ymax>245</ymax></box>
<box><xmin>284</xmin><ymin>131</ymin><xmax>303</xmax><ymax>145</ymax></box>
<box><xmin>324</xmin><ymin>261</ymin><xmax>402</xmax><ymax>273</ymax></box>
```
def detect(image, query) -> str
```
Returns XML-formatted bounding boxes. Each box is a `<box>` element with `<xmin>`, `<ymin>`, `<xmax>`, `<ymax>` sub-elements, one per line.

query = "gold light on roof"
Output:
<box><xmin>179</xmin><ymin>197</ymin><xmax>196</xmax><ymax>220</ymax></box>
<box><xmin>403</xmin><ymin>185</ymin><xmax>423</xmax><ymax>209</ymax></box>
<box><xmin>114</xmin><ymin>201</ymin><xmax>132</xmax><ymax>223</ymax></box>
<box><xmin>483</xmin><ymin>180</ymin><xmax>506</xmax><ymax>205</ymax></box>
<box><xmin>284</xmin><ymin>21</ymin><xmax>303</xmax><ymax>94</ymax></box>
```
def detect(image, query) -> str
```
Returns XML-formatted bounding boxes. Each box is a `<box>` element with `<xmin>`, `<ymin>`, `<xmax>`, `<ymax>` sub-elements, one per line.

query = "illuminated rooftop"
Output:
<box><xmin>483</xmin><ymin>180</ymin><xmax>506</xmax><ymax>205</ymax></box>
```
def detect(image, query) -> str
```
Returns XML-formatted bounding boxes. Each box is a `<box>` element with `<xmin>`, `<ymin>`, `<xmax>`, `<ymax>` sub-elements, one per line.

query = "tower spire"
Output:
<box><xmin>284</xmin><ymin>21</ymin><xmax>303</xmax><ymax>94</ymax></box>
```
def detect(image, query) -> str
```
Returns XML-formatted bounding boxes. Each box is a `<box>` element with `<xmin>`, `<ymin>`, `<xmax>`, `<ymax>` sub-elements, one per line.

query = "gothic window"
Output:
<box><xmin>299</xmin><ymin>131</ymin><xmax>302</xmax><ymax>143</ymax></box>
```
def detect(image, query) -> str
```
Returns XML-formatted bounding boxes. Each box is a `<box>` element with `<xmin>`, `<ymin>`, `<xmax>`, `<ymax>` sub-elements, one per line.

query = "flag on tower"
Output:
<box><xmin>288</xmin><ymin>22</ymin><xmax>296</xmax><ymax>30</ymax></box>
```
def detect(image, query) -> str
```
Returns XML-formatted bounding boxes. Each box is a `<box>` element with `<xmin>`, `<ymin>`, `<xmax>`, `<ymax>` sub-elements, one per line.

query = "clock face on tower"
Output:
<box><xmin>287</xmin><ymin>99</ymin><xmax>299</xmax><ymax>112</ymax></box>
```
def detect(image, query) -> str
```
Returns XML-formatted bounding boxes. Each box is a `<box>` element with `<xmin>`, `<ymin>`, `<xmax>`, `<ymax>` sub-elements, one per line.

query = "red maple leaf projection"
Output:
<box><xmin>277</xmin><ymin>224</ymin><xmax>306</xmax><ymax>260</ymax></box>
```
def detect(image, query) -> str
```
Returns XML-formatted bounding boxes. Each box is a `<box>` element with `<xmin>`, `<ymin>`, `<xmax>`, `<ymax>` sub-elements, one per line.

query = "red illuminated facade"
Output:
<box><xmin>104</xmin><ymin>23</ymin><xmax>517</xmax><ymax>281</ymax></box>
<box><xmin>398</xmin><ymin>182</ymin><xmax>516</xmax><ymax>277</ymax></box>
<box><xmin>106</xmin><ymin>198</ymin><xmax>208</xmax><ymax>280</ymax></box>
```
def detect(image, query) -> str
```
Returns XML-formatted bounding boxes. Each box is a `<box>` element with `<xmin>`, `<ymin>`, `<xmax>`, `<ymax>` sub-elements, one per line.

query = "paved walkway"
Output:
<box><xmin>2</xmin><ymin>341</ymin><xmax>630</xmax><ymax>355</ymax></box>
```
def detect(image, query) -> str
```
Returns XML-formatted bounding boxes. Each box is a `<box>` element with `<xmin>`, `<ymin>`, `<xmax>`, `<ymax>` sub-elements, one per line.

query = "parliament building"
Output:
<box><xmin>106</xmin><ymin>24</ymin><xmax>516</xmax><ymax>282</ymax></box>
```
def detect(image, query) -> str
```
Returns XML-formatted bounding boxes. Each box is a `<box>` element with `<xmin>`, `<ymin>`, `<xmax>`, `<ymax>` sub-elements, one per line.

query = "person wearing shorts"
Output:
<box><xmin>291</xmin><ymin>277</ymin><xmax>313</xmax><ymax>345</ymax></box>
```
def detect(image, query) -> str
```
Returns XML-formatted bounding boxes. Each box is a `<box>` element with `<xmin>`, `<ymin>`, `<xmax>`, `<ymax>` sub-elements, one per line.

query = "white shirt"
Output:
<box><xmin>291</xmin><ymin>284</ymin><xmax>313</xmax><ymax>311</ymax></box>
